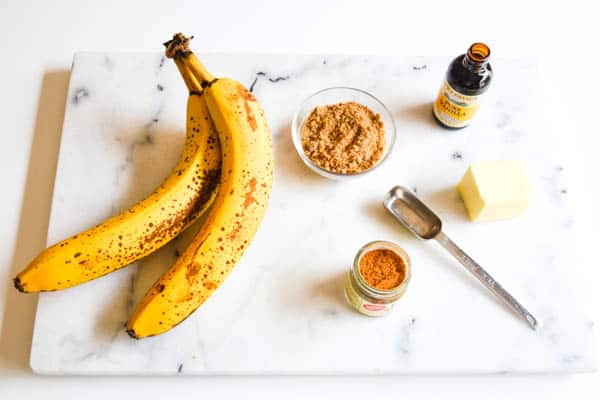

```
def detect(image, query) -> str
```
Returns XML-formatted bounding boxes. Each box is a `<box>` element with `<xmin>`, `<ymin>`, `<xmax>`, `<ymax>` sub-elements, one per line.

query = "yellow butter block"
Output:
<box><xmin>457</xmin><ymin>160</ymin><xmax>532</xmax><ymax>222</ymax></box>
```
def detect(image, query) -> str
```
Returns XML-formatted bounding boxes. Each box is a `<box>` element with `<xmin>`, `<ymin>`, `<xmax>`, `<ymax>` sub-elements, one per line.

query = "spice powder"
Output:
<box><xmin>301</xmin><ymin>102</ymin><xmax>385</xmax><ymax>174</ymax></box>
<box><xmin>359</xmin><ymin>249</ymin><xmax>406</xmax><ymax>290</ymax></box>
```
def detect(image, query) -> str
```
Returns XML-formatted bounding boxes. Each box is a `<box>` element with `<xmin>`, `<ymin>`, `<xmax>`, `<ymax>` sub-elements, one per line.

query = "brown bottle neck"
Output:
<box><xmin>462</xmin><ymin>43</ymin><xmax>491</xmax><ymax>73</ymax></box>
<box><xmin>463</xmin><ymin>55</ymin><xmax>488</xmax><ymax>70</ymax></box>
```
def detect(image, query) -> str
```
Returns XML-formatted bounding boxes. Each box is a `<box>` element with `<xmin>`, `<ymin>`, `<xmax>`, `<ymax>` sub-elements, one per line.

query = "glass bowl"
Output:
<box><xmin>291</xmin><ymin>87</ymin><xmax>396</xmax><ymax>181</ymax></box>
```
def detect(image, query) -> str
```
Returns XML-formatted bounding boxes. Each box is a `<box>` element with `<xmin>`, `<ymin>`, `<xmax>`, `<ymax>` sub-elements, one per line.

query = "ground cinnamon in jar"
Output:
<box><xmin>359</xmin><ymin>249</ymin><xmax>406</xmax><ymax>290</ymax></box>
<box><xmin>345</xmin><ymin>241</ymin><xmax>411</xmax><ymax>316</ymax></box>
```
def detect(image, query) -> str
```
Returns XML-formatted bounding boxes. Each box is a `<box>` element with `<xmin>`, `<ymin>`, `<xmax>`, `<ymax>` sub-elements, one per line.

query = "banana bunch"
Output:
<box><xmin>15</xmin><ymin>57</ymin><xmax>221</xmax><ymax>293</ymax></box>
<box><xmin>127</xmin><ymin>34</ymin><xmax>274</xmax><ymax>338</ymax></box>
<box><xmin>15</xmin><ymin>33</ymin><xmax>274</xmax><ymax>339</ymax></box>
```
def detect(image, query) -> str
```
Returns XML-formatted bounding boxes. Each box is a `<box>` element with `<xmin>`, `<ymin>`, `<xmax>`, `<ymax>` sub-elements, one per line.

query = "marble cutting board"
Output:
<box><xmin>30</xmin><ymin>53</ymin><xmax>595</xmax><ymax>375</ymax></box>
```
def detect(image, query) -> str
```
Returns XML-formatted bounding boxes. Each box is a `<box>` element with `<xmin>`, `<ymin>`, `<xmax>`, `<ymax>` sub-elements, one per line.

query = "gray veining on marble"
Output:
<box><xmin>30</xmin><ymin>53</ymin><xmax>595</xmax><ymax>375</ymax></box>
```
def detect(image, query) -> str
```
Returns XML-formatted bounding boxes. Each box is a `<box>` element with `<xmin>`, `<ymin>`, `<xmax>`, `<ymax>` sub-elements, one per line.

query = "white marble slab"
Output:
<box><xmin>30</xmin><ymin>53</ymin><xmax>595</xmax><ymax>375</ymax></box>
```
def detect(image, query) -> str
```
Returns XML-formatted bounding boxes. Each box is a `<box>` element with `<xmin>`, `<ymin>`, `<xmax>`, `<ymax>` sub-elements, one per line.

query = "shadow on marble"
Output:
<box><xmin>90</xmin><ymin>124</ymin><xmax>203</xmax><ymax>342</ymax></box>
<box><xmin>416</xmin><ymin>186</ymin><xmax>520</xmax><ymax>315</ymax></box>
<box><xmin>396</xmin><ymin>101</ymin><xmax>439</xmax><ymax>129</ymax></box>
<box><xmin>93</xmin><ymin>269</ymin><xmax>136</xmax><ymax>342</ymax></box>
<box><xmin>417</xmin><ymin>229</ymin><xmax>515</xmax><ymax>320</ymax></box>
<box><xmin>422</xmin><ymin>185</ymin><xmax>469</xmax><ymax>221</ymax></box>
<box><xmin>111</xmin><ymin>123</ymin><xmax>186</xmax><ymax>212</ymax></box>
<box><xmin>274</xmin><ymin>123</ymin><xmax>330</xmax><ymax>185</ymax></box>
<box><xmin>313</xmin><ymin>269</ymin><xmax>348</xmax><ymax>315</ymax></box>
<box><xmin>92</xmin><ymin>186</ymin><xmax>211</xmax><ymax>342</ymax></box>
<box><xmin>93</xmin><ymin>247</ymin><xmax>176</xmax><ymax>342</ymax></box>
<box><xmin>0</xmin><ymin>70</ymin><xmax>201</xmax><ymax>368</ymax></box>
<box><xmin>361</xmin><ymin>200</ymin><xmax>414</xmax><ymax>242</ymax></box>
<box><xmin>0</xmin><ymin>70</ymin><xmax>70</xmax><ymax>374</ymax></box>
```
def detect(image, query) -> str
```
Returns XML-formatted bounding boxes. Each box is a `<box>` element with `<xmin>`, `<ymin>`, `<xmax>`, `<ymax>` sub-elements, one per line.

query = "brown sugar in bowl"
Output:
<box><xmin>291</xmin><ymin>87</ymin><xmax>396</xmax><ymax>181</ymax></box>
<box><xmin>300</xmin><ymin>102</ymin><xmax>385</xmax><ymax>175</ymax></box>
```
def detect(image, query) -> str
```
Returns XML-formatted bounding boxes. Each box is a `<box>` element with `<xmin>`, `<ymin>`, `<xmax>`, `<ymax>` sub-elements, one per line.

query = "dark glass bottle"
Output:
<box><xmin>433</xmin><ymin>43</ymin><xmax>493</xmax><ymax>129</ymax></box>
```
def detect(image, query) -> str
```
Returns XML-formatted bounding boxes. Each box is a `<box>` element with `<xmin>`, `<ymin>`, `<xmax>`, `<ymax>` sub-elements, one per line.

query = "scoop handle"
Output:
<box><xmin>434</xmin><ymin>231</ymin><xmax>538</xmax><ymax>330</ymax></box>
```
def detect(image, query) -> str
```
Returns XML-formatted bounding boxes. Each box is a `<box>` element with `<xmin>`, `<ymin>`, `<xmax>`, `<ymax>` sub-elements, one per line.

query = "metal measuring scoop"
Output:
<box><xmin>383</xmin><ymin>186</ymin><xmax>538</xmax><ymax>330</ymax></box>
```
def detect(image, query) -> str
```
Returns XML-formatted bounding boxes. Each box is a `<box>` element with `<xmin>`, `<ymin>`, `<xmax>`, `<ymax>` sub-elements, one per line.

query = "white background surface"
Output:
<box><xmin>0</xmin><ymin>0</ymin><xmax>598</xmax><ymax>398</ymax></box>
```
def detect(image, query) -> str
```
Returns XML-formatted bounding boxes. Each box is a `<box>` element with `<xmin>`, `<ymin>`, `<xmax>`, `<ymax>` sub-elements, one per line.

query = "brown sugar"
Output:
<box><xmin>359</xmin><ymin>249</ymin><xmax>406</xmax><ymax>290</ymax></box>
<box><xmin>301</xmin><ymin>102</ymin><xmax>385</xmax><ymax>174</ymax></box>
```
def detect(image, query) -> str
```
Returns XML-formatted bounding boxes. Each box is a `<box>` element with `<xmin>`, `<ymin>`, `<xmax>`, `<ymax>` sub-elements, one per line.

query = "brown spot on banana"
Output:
<box><xmin>227</xmin><ymin>221</ymin><xmax>243</xmax><ymax>241</ymax></box>
<box><xmin>238</xmin><ymin>84</ymin><xmax>257</xmax><ymax>131</ymax></box>
<box><xmin>202</xmin><ymin>281</ymin><xmax>217</xmax><ymax>290</ymax></box>
<box><xmin>243</xmin><ymin>177</ymin><xmax>258</xmax><ymax>209</ymax></box>
<box><xmin>185</xmin><ymin>262</ymin><xmax>201</xmax><ymax>284</ymax></box>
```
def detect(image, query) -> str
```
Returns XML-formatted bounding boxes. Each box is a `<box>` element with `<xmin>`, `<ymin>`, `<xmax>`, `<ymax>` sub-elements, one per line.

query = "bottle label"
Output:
<box><xmin>344</xmin><ymin>272</ymin><xmax>393</xmax><ymax>317</ymax></box>
<box><xmin>433</xmin><ymin>80</ymin><xmax>480</xmax><ymax>128</ymax></box>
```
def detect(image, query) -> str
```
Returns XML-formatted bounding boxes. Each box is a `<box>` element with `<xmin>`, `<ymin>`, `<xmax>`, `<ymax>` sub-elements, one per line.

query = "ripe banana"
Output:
<box><xmin>127</xmin><ymin>34</ymin><xmax>274</xmax><ymax>338</ymax></box>
<box><xmin>14</xmin><ymin>61</ymin><xmax>221</xmax><ymax>293</ymax></box>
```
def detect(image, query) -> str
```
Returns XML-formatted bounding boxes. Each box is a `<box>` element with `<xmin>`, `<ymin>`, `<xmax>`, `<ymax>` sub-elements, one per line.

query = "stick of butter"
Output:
<box><xmin>457</xmin><ymin>160</ymin><xmax>532</xmax><ymax>222</ymax></box>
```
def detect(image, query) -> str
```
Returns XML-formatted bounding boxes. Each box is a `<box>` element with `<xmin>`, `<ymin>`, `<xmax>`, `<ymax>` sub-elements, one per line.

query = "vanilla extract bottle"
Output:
<box><xmin>433</xmin><ymin>42</ymin><xmax>493</xmax><ymax>129</ymax></box>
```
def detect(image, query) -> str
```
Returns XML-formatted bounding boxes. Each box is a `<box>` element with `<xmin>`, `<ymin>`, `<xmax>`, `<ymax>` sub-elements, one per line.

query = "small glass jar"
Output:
<box><xmin>344</xmin><ymin>241</ymin><xmax>411</xmax><ymax>317</ymax></box>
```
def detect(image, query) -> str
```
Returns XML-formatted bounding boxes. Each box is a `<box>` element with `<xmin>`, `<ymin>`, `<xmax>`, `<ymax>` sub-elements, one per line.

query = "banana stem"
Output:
<box><xmin>174</xmin><ymin>58</ymin><xmax>203</xmax><ymax>93</ymax></box>
<box><xmin>187</xmin><ymin>55</ymin><xmax>216</xmax><ymax>86</ymax></box>
<box><xmin>164</xmin><ymin>33</ymin><xmax>216</xmax><ymax>87</ymax></box>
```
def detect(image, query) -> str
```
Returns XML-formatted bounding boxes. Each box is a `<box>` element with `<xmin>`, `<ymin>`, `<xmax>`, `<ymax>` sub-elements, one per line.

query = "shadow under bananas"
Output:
<box><xmin>1</xmin><ymin>68</ymin><xmax>211</xmax><ymax>368</ymax></box>
<box><xmin>0</xmin><ymin>70</ymin><xmax>70</xmax><ymax>375</ymax></box>
<box><xmin>89</xmin><ymin>122</ymin><xmax>201</xmax><ymax>342</ymax></box>
<box><xmin>93</xmin><ymin>211</ymin><xmax>206</xmax><ymax>343</ymax></box>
